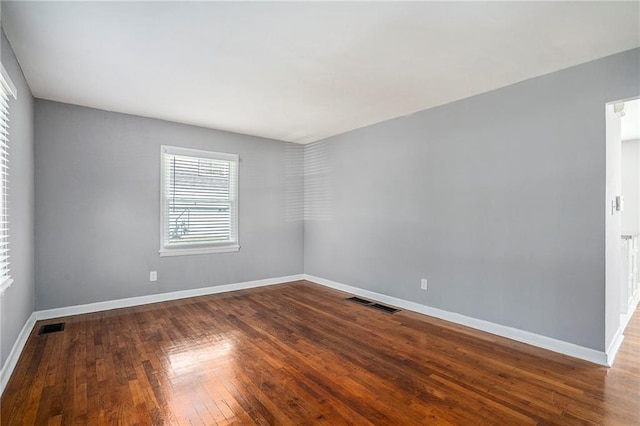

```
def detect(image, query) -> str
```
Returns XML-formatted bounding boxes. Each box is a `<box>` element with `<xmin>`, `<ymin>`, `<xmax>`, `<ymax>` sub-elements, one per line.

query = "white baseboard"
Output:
<box><xmin>609</xmin><ymin>294</ymin><xmax>640</xmax><ymax>366</ymax></box>
<box><xmin>0</xmin><ymin>271</ymin><xmax>617</xmax><ymax>399</ymax></box>
<box><xmin>36</xmin><ymin>274</ymin><xmax>305</xmax><ymax>320</ymax></box>
<box><xmin>303</xmin><ymin>274</ymin><xmax>610</xmax><ymax>366</ymax></box>
<box><xmin>1</xmin><ymin>274</ymin><xmax>305</xmax><ymax>397</ymax></box>
<box><xmin>1</xmin><ymin>274</ymin><xmax>305</xmax><ymax>398</ymax></box>
<box><xmin>620</xmin><ymin>293</ymin><xmax>640</xmax><ymax>334</ymax></box>
<box><xmin>0</xmin><ymin>312</ymin><xmax>36</xmax><ymax>396</ymax></box>
<box><xmin>606</xmin><ymin>328</ymin><xmax>625</xmax><ymax>366</ymax></box>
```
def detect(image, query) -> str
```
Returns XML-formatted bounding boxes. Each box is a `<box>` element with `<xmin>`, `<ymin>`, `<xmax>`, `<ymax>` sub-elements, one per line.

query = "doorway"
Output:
<box><xmin>605</xmin><ymin>97</ymin><xmax>640</xmax><ymax>365</ymax></box>
<box><xmin>619</xmin><ymin>99</ymin><xmax>640</xmax><ymax>327</ymax></box>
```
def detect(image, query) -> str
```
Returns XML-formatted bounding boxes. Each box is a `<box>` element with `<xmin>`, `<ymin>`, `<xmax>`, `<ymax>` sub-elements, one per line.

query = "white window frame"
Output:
<box><xmin>160</xmin><ymin>145</ymin><xmax>239</xmax><ymax>257</ymax></box>
<box><xmin>0</xmin><ymin>63</ymin><xmax>17</xmax><ymax>295</ymax></box>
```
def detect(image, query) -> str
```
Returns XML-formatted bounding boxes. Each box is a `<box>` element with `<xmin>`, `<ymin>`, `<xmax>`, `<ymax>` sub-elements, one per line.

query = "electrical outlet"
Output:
<box><xmin>150</xmin><ymin>271</ymin><xmax>158</xmax><ymax>282</ymax></box>
<box><xmin>421</xmin><ymin>278</ymin><xmax>428</xmax><ymax>291</ymax></box>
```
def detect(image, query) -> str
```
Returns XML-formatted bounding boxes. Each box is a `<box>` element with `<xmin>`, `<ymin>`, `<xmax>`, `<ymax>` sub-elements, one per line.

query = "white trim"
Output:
<box><xmin>0</xmin><ymin>64</ymin><xmax>14</xmax><ymax>297</ymax></box>
<box><xmin>0</xmin><ymin>312</ymin><xmax>36</xmax><ymax>396</ymax></box>
<box><xmin>606</xmin><ymin>328</ymin><xmax>625</xmax><ymax>366</ymax></box>
<box><xmin>159</xmin><ymin>244</ymin><xmax>240</xmax><ymax>257</ymax></box>
<box><xmin>159</xmin><ymin>145</ymin><xmax>240</xmax><ymax>256</ymax></box>
<box><xmin>1</xmin><ymin>272</ymin><xmax>620</xmax><ymax>399</ymax></box>
<box><xmin>162</xmin><ymin>145</ymin><xmax>239</xmax><ymax>163</ymax></box>
<box><xmin>303</xmin><ymin>274</ymin><xmax>610</xmax><ymax>366</ymax></box>
<box><xmin>1</xmin><ymin>274</ymin><xmax>304</xmax><ymax>397</ymax></box>
<box><xmin>620</xmin><ymin>292</ymin><xmax>640</xmax><ymax>334</ymax></box>
<box><xmin>608</xmin><ymin>292</ymin><xmax>640</xmax><ymax>366</ymax></box>
<box><xmin>36</xmin><ymin>274</ymin><xmax>304</xmax><ymax>320</ymax></box>
<box><xmin>0</xmin><ymin>64</ymin><xmax>17</xmax><ymax>99</ymax></box>
<box><xmin>0</xmin><ymin>278</ymin><xmax>14</xmax><ymax>296</ymax></box>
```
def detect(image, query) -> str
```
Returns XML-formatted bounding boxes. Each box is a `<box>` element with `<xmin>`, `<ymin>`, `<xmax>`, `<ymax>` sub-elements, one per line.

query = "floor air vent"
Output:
<box><xmin>346</xmin><ymin>297</ymin><xmax>400</xmax><ymax>313</ymax></box>
<box><xmin>39</xmin><ymin>322</ymin><xmax>65</xmax><ymax>335</ymax></box>
<box><xmin>370</xmin><ymin>303</ymin><xmax>400</xmax><ymax>313</ymax></box>
<box><xmin>347</xmin><ymin>296</ymin><xmax>373</xmax><ymax>305</ymax></box>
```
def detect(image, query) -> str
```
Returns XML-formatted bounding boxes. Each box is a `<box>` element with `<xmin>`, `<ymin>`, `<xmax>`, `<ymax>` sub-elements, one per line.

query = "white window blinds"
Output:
<box><xmin>0</xmin><ymin>65</ymin><xmax>16</xmax><ymax>293</ymax></box>
<box><xmin>160</xmin><ymin>146</ymin><xmax>239</xmax><ymax>256</ymax></box>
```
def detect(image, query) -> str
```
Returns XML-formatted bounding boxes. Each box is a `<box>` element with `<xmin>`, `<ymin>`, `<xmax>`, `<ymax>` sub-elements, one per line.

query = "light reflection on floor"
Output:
<box><xmin>168</xmin><ymin>339</ymin><xmax>235</xmax><ymax>377</ymax></box>
<box><xmin>165</xmin><ymin>334</ymin><xmax>242</xmax><ymax>423</ymax></box>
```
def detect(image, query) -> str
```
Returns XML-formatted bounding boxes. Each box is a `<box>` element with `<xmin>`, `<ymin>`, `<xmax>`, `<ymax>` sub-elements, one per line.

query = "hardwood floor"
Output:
<box><xmin>1</xmin><ymin>280</ymin><xmax>639</xmax><ymax>425</ymax></box>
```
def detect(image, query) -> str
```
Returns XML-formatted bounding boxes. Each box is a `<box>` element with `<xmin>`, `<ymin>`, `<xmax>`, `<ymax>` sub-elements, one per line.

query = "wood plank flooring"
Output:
<box><xmin>1</xmin><ymin>280</ymin><xmax>639</xmax><ymax>425</ymax></box>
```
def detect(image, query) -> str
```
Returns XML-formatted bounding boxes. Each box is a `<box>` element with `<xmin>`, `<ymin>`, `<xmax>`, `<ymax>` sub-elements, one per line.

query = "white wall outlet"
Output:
<box><xmin>150</xmin><ymin>271</ymin><xmax>158</xmax><ymax>282</ymax></box>
<box><xmin>421</xmin><ymin>278</ymin><xmax>428</xmax><ymax>291</ymax></box>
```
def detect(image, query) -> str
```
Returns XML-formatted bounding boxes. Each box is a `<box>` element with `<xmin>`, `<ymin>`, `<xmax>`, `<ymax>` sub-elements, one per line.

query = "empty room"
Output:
<box><xmin>1</xmin><ymin>1</ymin><xmax>639</xmax><ymax>424</ymax></box>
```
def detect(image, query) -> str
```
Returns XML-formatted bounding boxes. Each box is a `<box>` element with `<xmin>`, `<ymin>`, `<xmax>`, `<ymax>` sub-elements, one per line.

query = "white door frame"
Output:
<box><xmin>604</xmin><ymin>96</ymin><xmax>640</xmax><ymax>365</ymax></box>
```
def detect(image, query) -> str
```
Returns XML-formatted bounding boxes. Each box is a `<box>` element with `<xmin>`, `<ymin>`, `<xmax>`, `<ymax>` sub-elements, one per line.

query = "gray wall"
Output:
<box><xmin>34</xmin><ymin>101</ymin><xmax>303</xmax><ymax>310</ymax></box>
<box><xmin>0</xmin><ymin>32</ymin><xmax>35</xmax><ymax>367</ymax></box>
<box><xmin>20</xmin><ymin>41</ymin><xmax>640</xmax><ymax>354</ymax></box>
<box><xmin>304</xmin><ymin>48</ymin><xmax>640</xmax><ymax>351</ymax></box>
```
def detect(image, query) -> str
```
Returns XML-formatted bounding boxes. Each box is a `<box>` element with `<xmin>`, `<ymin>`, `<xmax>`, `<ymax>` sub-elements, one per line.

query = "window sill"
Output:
<box><xmin>159</xmin><ymin>244</ymin><xmax>240</xmax><ymax>257</ymax></box>
<box><xmin>0</xmin><ymin>278</ymin><xmax>14</xmax><ymax>296</ymax></box>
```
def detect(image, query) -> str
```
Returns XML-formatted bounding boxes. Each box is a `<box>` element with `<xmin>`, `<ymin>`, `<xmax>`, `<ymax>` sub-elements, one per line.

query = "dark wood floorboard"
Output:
<box><xmin>1</xmin><ymin>280</ymin><xmax>639</xmax><ymax>425</ymax></box>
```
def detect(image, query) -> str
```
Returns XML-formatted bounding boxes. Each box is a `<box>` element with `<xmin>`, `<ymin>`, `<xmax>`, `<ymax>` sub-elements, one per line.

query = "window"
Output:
<box><xmin>160</xmin><ymin>145</ymin><xmax>239</xmax><ymax>256</ymax></box>
<box><xmin>0</xmin><ymin>65</ymin><xmax>16</xmax><ymax>294</ymax></box>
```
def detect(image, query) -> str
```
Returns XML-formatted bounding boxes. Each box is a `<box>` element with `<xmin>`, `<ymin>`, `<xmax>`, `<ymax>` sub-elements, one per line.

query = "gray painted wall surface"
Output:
<box><xmin>0</xmin><ymin>32</ymin><xmax>35</xmax><ymax>368</ymax></box>
<box><xmin>304</xmin><ymin>48</ymin><xmax>640</xmax><ymax>351</ymax></box>
<box><xmin>34</xmin><ymin>101</ymin><xmax>303</xmax><ymax>310</ymax></box>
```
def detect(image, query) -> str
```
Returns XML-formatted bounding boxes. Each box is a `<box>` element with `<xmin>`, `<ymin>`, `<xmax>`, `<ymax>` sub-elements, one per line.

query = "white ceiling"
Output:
<box><xmin>2</xmin><ymin>2</ymin><xmax>639</xmax><ymax>144</ymax></box>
